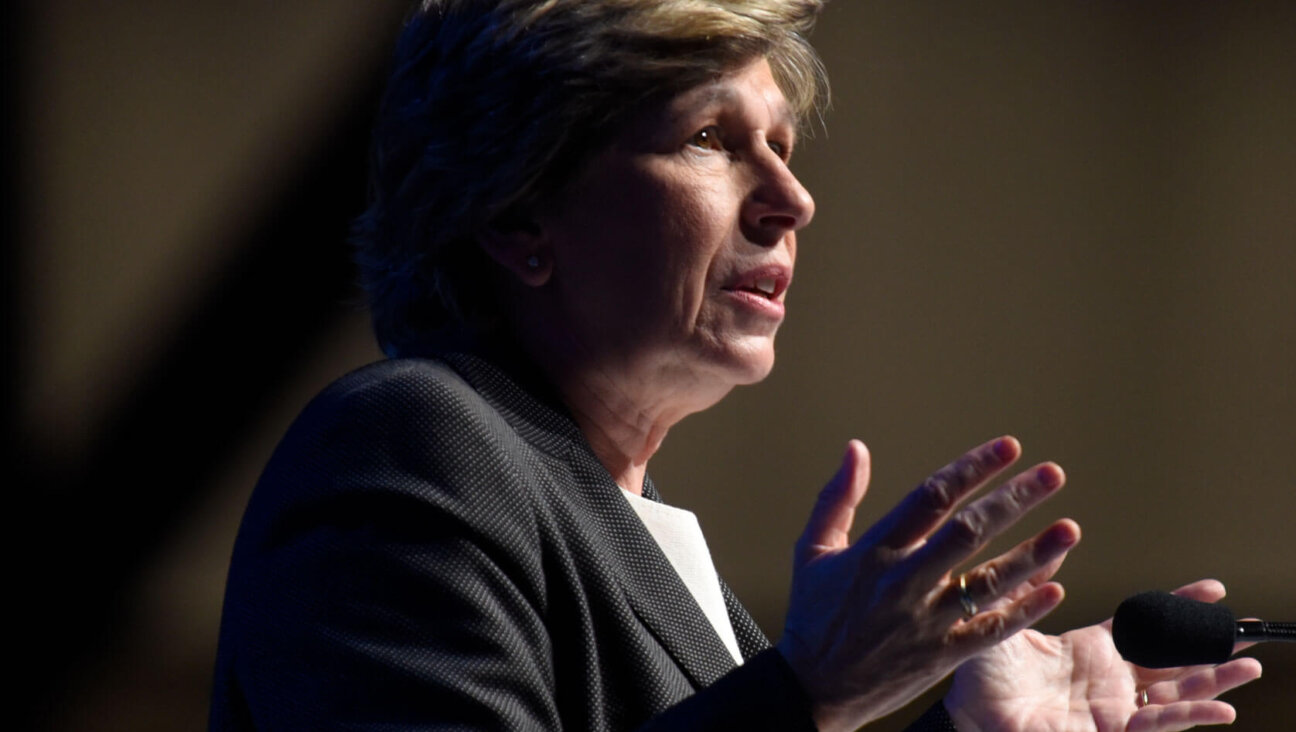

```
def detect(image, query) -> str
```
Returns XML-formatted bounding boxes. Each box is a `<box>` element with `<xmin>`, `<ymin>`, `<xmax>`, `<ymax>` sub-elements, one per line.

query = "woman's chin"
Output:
<box><xmin>711</xmin><ymin>338</ymin><xmax>777</xmax><ymax>386</ymax></box>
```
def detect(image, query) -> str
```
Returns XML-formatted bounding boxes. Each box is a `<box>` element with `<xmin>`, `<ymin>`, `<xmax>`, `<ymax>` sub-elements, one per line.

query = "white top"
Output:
<box><xmin>619</xmin><ymin>487</ymin><xmax>744</xmax><ymax>665</ymax></box>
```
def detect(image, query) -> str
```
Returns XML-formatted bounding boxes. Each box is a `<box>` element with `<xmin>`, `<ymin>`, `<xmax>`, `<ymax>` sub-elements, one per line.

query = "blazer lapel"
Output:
<box><xmin>638</xmin><ymin>482</ymin><xmax>773</xmax><ymax>663</ymax></box>
<box><xmin>576</xmin><ymin>461</ymin><xmax>740</xmax><ymax>690</ymax></box>
<box><xmin>719</xmin><ymin>576</ymin><xmax>772</xmax><ymax>660</ymax></box>
<box><xmin>442</xmin><ymin>349</ymin><xmax>750</xmax><ymax>689</ymax></box>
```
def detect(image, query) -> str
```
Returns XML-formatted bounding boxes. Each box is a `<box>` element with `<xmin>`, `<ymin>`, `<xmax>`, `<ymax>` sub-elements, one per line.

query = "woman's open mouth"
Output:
<box><xmin>722</xmin><ymin>265</ymin><xmax>791</xmax><ymax>317</ymax></box>
<box><xmin>723</xmin><ymin>266</ymin><xmax>790</xmax><ymax>301</ymax></box>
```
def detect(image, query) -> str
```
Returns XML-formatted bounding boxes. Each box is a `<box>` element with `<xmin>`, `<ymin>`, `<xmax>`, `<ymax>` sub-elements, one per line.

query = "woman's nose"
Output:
<box><xmin>741</xmin><ymin>151</ymin><xmax>815</xmax><ymax>245</ymax></box>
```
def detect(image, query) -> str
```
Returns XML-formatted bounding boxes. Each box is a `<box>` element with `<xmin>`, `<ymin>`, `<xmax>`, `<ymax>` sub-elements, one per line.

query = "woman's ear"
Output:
<box><xmin>477</xmin><ymin>214</ymin><xmax>553</xmax><ymax>287</ymax></box>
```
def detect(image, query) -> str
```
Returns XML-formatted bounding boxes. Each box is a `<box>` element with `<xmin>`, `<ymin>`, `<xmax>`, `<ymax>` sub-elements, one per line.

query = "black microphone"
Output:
<box><xmin>1112</xmin><ymin>590</ymin><xmax>1296</xmax><ymax>668</ymax></box>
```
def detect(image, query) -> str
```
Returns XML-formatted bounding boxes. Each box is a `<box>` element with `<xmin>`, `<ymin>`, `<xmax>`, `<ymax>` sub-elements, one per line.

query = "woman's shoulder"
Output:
<box><xmin>285</xmin><ymin>356</ymin><xmax>524</xmax><ymax>449</ymax></box>
<box><xmin>311</xmin><ymin>356</ymin><xmax>478</xmax><ymax>420</ymax></box>
<box><xmin>265</xmin><ymin>356</ymin><xmax>539</xmax><ymax>485</ymax></box>
<box><xmin>214</xmin><ymin>358</ymin><xmax>569</xmax><ymax>696</ymax></box>
<box><xmin>232</xmin><ymin>355</ymin><xmax>567</xmax><ymax>561</ymax></box>
<box><xmin>302</xmin><ymin>353</ymin><xmax>572</xmax><ymax>443</ymax></box>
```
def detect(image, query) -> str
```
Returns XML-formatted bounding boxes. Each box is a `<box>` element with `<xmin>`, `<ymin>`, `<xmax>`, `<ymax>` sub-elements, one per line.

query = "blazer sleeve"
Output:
<box><xmin>213</xmin><ymin>367</ymin><xmax>568</xmax><ymax>730</ymax></box>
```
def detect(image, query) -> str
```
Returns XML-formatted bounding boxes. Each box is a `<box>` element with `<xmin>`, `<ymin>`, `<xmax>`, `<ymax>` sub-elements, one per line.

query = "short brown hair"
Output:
<box><xmin>354</xmin><ymin>0</ymin><xmax>828</xmax><ymax>356</ymax></box>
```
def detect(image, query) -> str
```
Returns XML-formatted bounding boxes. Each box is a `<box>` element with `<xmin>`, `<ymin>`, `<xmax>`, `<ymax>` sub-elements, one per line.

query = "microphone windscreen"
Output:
<box><xmin>1112</xmin><ymin>590</ymin><xmax>1236</xmax><ymax>668</ymax></box>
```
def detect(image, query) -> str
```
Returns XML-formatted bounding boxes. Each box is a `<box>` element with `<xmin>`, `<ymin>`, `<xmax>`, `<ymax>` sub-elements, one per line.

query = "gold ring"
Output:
<box><xmin>1137</xmin><ymin>689</ymin><xmax>1149</xmax><ymax>708</ymax></box>
<box><xmin>957</xmin><ymin>573</ymin><xmax>978</xmax><ymax>618</ymax></box>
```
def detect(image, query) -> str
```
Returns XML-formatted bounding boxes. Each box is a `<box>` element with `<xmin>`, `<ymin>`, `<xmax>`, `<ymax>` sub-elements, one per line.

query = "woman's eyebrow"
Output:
<box><xmin>687</xmin><ymin>85</ymin><xmax>799</xmax><ymax>134</ymax></box>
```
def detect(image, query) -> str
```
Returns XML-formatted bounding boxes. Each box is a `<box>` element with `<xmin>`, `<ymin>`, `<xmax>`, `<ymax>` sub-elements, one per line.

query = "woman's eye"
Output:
<box><xmin>688</xmin><ymin>126</ymin><xmax>724</xmax><ymax>151</ymax></box>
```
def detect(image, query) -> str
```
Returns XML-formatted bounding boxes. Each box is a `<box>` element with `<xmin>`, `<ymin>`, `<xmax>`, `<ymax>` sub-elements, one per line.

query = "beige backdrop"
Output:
<box><xmin>22</xmin><ymin>2</ymin><xmax>1295</xmax><ymax>730</ymax></box>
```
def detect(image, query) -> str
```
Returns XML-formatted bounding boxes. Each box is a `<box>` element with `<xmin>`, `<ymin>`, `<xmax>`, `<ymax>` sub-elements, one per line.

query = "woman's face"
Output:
<box><xmin>538</xmin><ymin>57</ymin><xmax>815</xmax><ymax>399</ymax></box>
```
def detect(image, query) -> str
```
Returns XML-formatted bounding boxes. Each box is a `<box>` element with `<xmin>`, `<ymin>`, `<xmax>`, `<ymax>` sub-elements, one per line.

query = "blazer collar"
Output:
<box><xmin>437</xmin><ymin>349</ymin><xmax>583</xmax><ymax>458</ymax></box>
<box><xmin>435</xmin><ymin>347</ymin><xmax>771</xmax><ymax>688</ymax></box>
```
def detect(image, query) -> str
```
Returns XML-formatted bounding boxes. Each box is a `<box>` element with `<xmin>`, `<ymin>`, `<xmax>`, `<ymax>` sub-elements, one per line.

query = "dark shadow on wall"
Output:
<box><xmin>16</xmin><ymin>49</ymin><xmax>388</xmax><ymax>731</ymax></box>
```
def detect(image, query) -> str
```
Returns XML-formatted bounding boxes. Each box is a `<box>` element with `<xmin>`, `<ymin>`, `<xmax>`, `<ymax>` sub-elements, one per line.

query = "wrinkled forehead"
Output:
<box><xmin>617</xmin><ymin>58</ymin><xmax>799</xmax><ymax>141</ymax></box>
<box><xmin>670</xmin><ymin>63</ymin><xmax>799</xmax><ymax>131</ymax></box>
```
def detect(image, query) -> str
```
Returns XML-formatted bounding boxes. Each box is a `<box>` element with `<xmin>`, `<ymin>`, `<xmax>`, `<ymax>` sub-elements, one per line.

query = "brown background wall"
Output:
<box><xmin>15</xmin><ymin>2</ymin><xmax>1295</xmax><ymax>730</ymax></box>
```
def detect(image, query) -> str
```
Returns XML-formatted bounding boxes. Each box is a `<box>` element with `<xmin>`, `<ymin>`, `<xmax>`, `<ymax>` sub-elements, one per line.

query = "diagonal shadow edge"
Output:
<box><xmin>17</xmin><ymin>51</ymin><xmax>389</xmax><ymax>729</ymax></box>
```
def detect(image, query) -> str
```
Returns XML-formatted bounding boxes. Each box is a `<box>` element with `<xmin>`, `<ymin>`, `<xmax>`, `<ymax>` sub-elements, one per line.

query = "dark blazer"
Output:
<box><xmin>209</xmin><ymin>350</ymin><xmax>954</xmax><ymax>731</ymax></box>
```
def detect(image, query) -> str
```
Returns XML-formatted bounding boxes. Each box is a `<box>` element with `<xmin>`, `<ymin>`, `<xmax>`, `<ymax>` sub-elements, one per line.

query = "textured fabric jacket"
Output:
<box><xmin>208</xmin><ymin>351</ymin><xmax>954</xmax><ymax>731</ymax></box>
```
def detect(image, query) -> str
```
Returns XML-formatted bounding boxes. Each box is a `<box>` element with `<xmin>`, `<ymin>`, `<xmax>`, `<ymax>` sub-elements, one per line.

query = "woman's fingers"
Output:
<box><xmin>1126</xmin><ymin>701</ymin><xmax>1238</xmax><ymax>732</ymax></box>
<box><xmin>857</xmin><ymin>436</ymin><xmax>1021</xmax><ymax>551</ymax></box>
<box><xmin>936</xmin><ymin>519</ymin><xmax>1080</xmax><ymax>618</ymax></box>
<box><xmin>1145</xmin><ymin>657</ymin><xmax>1263</xmax><ymax>704</ymax></box>
<box><xmin>950</xmin><ymin>581</ymin><xmax>1066</xmax><ymax>648</ymax></box>
<box><xmin>795</xmin><ymin>440</ymin><xmax>871</xmax><ymax>565</ymax></box>
<box><xmin>1131</xmin><ymin>657</ymin><xmax>1261</xmax><ymax>732</ymax></box>
<box><xmin>902</xmin><ymin>462</ymin><xmax>1067</xmax><ymax>586</ymax></box>
<box><xmin>1170</xmin><ymin>578</ymin><xmax>1227</xmax><ymax>604</ymax></box>
<box><xmin>1007</xmin><ymin>551</ymin><xmax>1070</xmax><ymax>603</ymax></box>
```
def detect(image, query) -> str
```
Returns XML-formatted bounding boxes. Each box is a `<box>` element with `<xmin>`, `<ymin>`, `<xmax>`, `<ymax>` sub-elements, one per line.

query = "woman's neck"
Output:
<box><xmin>554</xmin><ymin>365</ymin><xmax>678</xmax><ymax>494</ymax></box>
<box><xmin>522</xmin><ymin>332</ymin><xmax>731</xmax><ymax>496</ymax></box>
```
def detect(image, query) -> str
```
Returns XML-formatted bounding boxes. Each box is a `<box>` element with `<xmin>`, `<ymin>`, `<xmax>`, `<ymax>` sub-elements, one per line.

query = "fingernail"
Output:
<box><xmin>1048</xmin><ymin>522</ymin><xmax>1078</xmax><ymax>548</ymax></box>
<box><xmin>992</xmin><ymin>437</ymin><xmax>1017</xmax><ymax>461</ymax></box>
<box><xmin>1037</xmin><ymin>464</ymin><xmax>1064</xmax><ymax>488</ymax></box>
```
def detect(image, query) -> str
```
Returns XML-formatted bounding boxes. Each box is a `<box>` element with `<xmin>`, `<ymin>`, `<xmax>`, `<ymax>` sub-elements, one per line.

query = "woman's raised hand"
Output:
<box><xmin>944</xmin><ymin>578</ymin><xmax>1264</xmax><ymax>732</ymax></box>
<box><xmin>776</xmin><ymin>436</ymin><xmax>1081</xmax><ymax>732</ymax></box>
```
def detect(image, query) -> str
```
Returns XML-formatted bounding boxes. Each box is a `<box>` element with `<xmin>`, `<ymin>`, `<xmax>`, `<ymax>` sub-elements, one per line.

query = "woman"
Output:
<box><xmin>210</xmin><ymin>1</ymin><xmax>1261</xmax><ymax>730</ymax></box>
